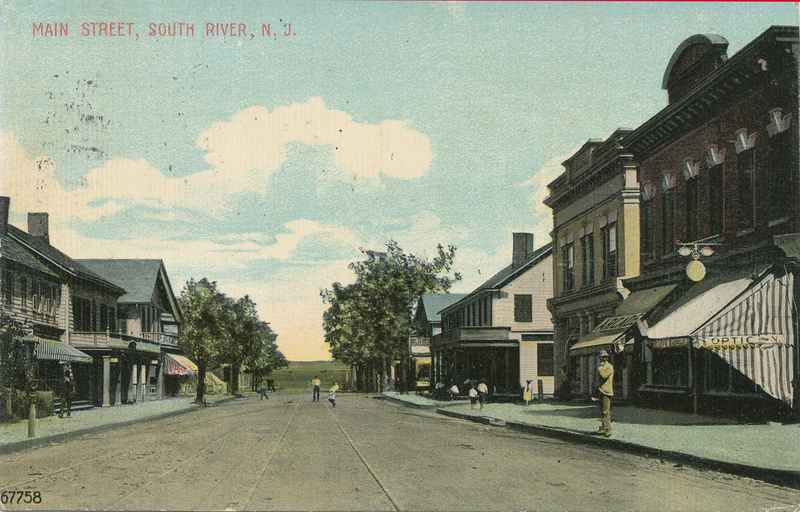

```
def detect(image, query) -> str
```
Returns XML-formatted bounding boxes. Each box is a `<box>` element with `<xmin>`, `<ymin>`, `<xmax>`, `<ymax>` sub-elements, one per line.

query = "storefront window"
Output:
<box><xmin>651</xmin><ymin>347</ymin><xmax>689</xmax><ymax>387</ymax></box>
<box><xmin>537</xmin><ymin>343</ymin><xmax>554</xmax><ymax>377</ymax></box>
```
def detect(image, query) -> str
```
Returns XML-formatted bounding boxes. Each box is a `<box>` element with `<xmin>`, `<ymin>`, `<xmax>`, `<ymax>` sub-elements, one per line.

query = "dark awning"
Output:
<box><xmin>571</xmin><ymin>285</ymin><xmax>677</xmax><ymax>356</ymax></box>
<box><xmin>35</xmin><ymin>339</ymin><xmax>93</xmax><ymax>363</ymax></box>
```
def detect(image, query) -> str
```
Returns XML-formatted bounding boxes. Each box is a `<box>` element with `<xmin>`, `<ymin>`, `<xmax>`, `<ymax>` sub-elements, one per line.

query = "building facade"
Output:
<box><xmin>622</xmin><ymin>26</ymin><xmax>799</xmax><ymax>420</ymax></box>
<box><xmin>78</xmin><ymin>259</ymin><xmax>185</xmax><ymax>403</ymax></box>
<box><xmin>544</xmin><ymin>130</ymin><xmax>641</xmax><ymax>399</ymax></box>
<box><xmin>431</xmin><ymin>234</ymin><xmax>553</xmax><ymax>399</ymax></box>
<box><xmin>409</xmin><ymin>292</ymin><xmax>467</xmax><ymax>391</ymax></box>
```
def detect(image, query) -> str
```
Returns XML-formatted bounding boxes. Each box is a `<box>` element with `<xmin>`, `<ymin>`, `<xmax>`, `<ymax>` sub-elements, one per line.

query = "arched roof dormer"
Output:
<box><xmin>662</xmin><ymin>34</ymin><xmax>729</xmax><ymax>104</ymax></box>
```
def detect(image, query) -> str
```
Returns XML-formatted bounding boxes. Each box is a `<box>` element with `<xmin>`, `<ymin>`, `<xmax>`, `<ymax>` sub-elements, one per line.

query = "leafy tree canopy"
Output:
<box><xmin>321</xmin><ymin>241</ymin><xmax>460</xmax><ymax>368</ymax></box>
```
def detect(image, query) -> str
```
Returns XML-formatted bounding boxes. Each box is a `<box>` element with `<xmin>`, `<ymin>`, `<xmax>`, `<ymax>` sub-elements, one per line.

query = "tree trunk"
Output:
<box><xmin>195</xmin><ymin>365</ymin><xmax>207</xmax><ymax>404</ymax></box>
<box><xmin>231</xmin><ymin>365</ymin><xmax>240</xmax><ymax>396</ymax></box>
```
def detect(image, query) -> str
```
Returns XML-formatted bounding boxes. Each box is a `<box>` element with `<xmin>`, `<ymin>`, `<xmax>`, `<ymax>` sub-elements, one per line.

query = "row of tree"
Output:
<box><xmin>321</xmin><ymin>242</ymin><xmax>460</xmax><ymax>392</ymax></box>
<box><xmin>178</xmin><ymin>278</ymin><xmax>287</xmax><ymax>403</ymax></box>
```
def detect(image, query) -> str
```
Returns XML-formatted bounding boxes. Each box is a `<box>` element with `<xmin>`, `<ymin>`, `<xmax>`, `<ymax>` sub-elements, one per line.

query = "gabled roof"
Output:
<box><xmin>441</xmin><ymin>243</ymin><xmax>553</xmax><ymax>314</ymax></box>
<box><xmin>78</xmin><ymin>259</ymin><xmax>183</xmax><ymax>323</ymax></box>
<box><xmin>2</xmin><ymin>224</ymin><xmax>125</xmax><ymax>295</ymax></box>
<box><xmin>419</xmin><ymin>293</ymin><xmax>468</xmax><ymax>323</ymax></box>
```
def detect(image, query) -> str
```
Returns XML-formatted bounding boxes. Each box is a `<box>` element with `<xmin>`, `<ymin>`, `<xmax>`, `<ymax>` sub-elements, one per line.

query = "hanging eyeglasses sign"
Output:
<box><xmin>676</xmin><ymin>238</ymin><xmax>719</xmax><ymax>281</ymax></box>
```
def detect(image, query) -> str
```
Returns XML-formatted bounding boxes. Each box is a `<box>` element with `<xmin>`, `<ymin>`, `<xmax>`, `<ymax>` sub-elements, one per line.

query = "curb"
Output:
<box><xmin>436</xmin><ymin>408</ymin><xmax>800</xmax><ymax>490</ymax></box>
<box><xmin>0</xmin><ymin>396</ymin><xmax>236</xmax><ymax>456</ymax></box>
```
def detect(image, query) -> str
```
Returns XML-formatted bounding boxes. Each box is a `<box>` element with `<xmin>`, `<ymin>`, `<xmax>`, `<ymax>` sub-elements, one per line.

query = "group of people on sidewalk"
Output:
<box><xmin>311</xmin><ymin>375</ymin><xmax>338</xmax><ymax>407</ymax></box>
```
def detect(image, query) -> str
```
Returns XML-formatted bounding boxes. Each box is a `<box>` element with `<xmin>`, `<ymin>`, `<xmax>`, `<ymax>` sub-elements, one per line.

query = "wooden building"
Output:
<box><xmin>431</xmin><ymin>234</ymin><xmax>553</xmax><ymax>399</ymax></box>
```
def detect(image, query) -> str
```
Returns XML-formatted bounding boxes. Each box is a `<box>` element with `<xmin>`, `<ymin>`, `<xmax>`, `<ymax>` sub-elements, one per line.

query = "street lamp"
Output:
<box><xmin>676</xmin><ymin>238</ymin><xmax>719</xmax><ymax>281</ymax></box>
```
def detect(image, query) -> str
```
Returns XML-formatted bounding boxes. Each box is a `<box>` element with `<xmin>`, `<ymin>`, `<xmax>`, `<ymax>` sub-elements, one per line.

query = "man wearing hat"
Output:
<box><xmin>596</xmin><ymin>350</ymin><xmax>614</xmax><ymax>437</ymax></box>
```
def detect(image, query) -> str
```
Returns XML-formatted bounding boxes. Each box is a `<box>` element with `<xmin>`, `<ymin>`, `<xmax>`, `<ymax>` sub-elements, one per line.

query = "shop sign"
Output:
<box><xmin>695</xmin><ymin>334</ymin><xmax>787</xmax><ymax>349</ymax></box>
<box><xmin>648</xmin><ymin>338</ymin><xmax>690</xmax><ymax>349</ymax></box>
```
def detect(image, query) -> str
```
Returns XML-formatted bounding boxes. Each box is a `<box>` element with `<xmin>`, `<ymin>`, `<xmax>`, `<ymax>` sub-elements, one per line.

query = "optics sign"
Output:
<box><xmin>695</xmin><ymin>334</ymin><xmax>787</xmax><ymax>349</ymax></box>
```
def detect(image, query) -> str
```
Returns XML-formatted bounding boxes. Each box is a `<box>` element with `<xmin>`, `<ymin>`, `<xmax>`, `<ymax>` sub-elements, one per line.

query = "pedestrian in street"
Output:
<box><xmin>312</xmin><ymin>375</ymin><xmax>321</xmax><ymax>402</ymax></box>
<box><xmin>468</xmin><ymin>384</ymin><xmax>479</xmax><ymax>409</ymax></box>
<box><xmin>258</xmin><ymin>381</ymin><xmax>269</xmax><ymax>400</ymax></box>
<box><xmin>523</xmin><ymin>379</ymin><xmax>533</xmax><ymax>405</ymax></box>
<box><xmin>596</xmin><ymin>350</ymin><xmax>614</xmax><ymax>437</ymax></box>
<box><xmin>328</xmin><ymin>381</ymin><xmax>338</xmax><ymax>408</ymax></box>
<box><xmin>59</xmin><ymin>369</ymin><xmax>74</xmax><ymax>418</ymax></box>
<box><xmin>477</xmin><ymin>380</ymin><xmax>488</xmax><ymax>409</ymax></box>
<box><xmin>448</xmin><ymin>383</ymin><xmax>459</xmax><ymax>401</ymax></box>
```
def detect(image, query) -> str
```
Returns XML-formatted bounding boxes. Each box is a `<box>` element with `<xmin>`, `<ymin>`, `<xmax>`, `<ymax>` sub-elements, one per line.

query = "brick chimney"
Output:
<box><xmin>28</xmin><ymin>212</ymin><xmax>49</xmax><ymax>244</ymax></box>
<box><xmin>0</xmin><ymin>197</ymin><xmax>9</xmax><ymax>238</ymax></box>
<box><xmin>512</xmin><ymin>232</ymin><xmax>534</xmax><ymax>267</ymax></box>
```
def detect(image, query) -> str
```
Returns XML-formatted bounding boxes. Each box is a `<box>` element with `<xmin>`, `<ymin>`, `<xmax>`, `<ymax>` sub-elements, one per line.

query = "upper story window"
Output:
<box><xmin>561</xmin><ymin>243</ymin><xmax>574</xmax><ymax>292</ymax></box>
<box><xmin>640</xmin><ymin>182</ymin><xmax>656</xmax><ymax>263</ymax></box>
<box><xmin>2</xmin><ymin>271</ymin><xmax>13</xmax><ymax>305</ymax></box>
<box><xmin>661</xmin><ymin>173</ymin><xmax>676</xmax><ymax>257</ymax></box>
<box><xmin>602</xmin><ymin>222</ymin><xmax>617</xmax><ymax>279</ymax></box>
<box><xmin>514</xmin><ymin>294</ymin><xmax>533</xmax><ymax>323</ymax></box>
<box><xmin>685</xmin><ymin>176</ymin><xmax>699</xmax><ymax>242</ymax></box>
<box><xmin>767</xmin><ymin>109</ymin><xmax>793</xmax><ymax>224</ymax></box>
<box><xmin>580</xmin><ymin>231</ymin><xmax>594</xmax><ymax>286</ymax></box>
<box><xmin>683</xmin><ymin>159</ymin><xmax>700</xmax><ymax>243</ymax></box>
<box><xmin>706</xmin><ymin>145</ymin><xmax>725</xmax><ymax>237</ymax></box>
<box><xmin>19</xmin><ymin>277</ymin><xmax>27</xmax><ymax>309</ymax></box>
<box><xmin>734</xmin><ymin>129</ymin><xmax>756</xmax><ymax>232</ymax></box>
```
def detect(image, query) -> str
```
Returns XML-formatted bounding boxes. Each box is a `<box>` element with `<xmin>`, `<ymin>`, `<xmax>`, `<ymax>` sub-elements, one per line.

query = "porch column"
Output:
<box><xmin>102</xmin><ymin>356</ymin><xmax>111</xmax><ymax>407</ymax></box>
<box><xmin>113</xmin><ymin>362</ymin><xmax>122</xmax><ymax>406</ymax></box>
<box><xmin>156</xmin><ymin>359</ymin><xmax>164</xmax><ymax>400</ymax></box>
<box><xmin>140</xmin><ymin>363</ymin><xmax>149</xmax><ymax>402</ymax></box>
<box><xmin>130</xmin><ymin>365</ymin><xmax>138</xmax><ymax>403</ymax></box>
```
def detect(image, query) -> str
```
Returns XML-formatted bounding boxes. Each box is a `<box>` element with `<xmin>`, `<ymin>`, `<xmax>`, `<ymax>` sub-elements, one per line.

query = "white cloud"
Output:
<box><xmin>198</xmin><ymin>97</ymin><xmax>432</xmax><ymax>182</ymax></box>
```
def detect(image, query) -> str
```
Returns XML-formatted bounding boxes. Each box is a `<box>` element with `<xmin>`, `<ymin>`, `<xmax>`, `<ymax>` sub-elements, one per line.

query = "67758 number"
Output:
<box><xmin>1</xmin><ymin>491</ymin><xmax>42</xmax><ymax>504</ymax></box>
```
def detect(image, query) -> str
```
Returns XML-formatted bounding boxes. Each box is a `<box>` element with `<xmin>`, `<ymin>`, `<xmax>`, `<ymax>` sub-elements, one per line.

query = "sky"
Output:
<box><xmin>0</xmin><ymin>1</ymin><xmax>797</xmax><ymax>361</ymax></box>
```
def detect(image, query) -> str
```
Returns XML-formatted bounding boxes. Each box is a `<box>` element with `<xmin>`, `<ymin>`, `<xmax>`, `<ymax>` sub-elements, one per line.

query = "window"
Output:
<box><xmin>661</xmin><ymin>190</ymin><xmax>675</xmax><ymax>256</ymax></box>
<box><xmin>561</xmin><ymin>244</ymin><xmax>574</xmax><ymax>292</ymax></box>
<box><xmin>32</xmin><ymin>281</ymin><xmax>41</xmax><ymax>312</ymax></box>
<box><xmin>19</xmin><ymin>277</ymin><xmax>27</xmax><ymax>309</ymax></box>
<box><xmin>708</xmin><ymin>164</ymin><xmax>724</xmax><ymax>236</ymax></box>
<box><xmin>768</xmin><ymin>130</ymin><xmax>792</xmax><ymax>223</ymax></box>
<box><xmin>651</xmin><ymin>347</ymin><xmax>689</xmax><ymax>387</ymax></box>
<box><xmin>581</xmin><ymin>233</ymin><xmax>594</xmax><ymax>286</ymax></box>
<box><xmin>72</xmin><ymin>296</ymin><xmax>82</xmax><ymax>331</ymax></box>
<box><xmin>514</xmin><ymin>294</ymin><xmax>533</xmax><ymax>323</ymax></box>
<box><xmin>641</xmin><ymin>200</ymin><xmax>654</xmax><ymax>261</ymax></box>
<box><xmin>685</xmin><ymin>177</ymin><xmax>699</xmax><ymax>242</ymax></box>
<box><xmin>2</xmin><ymin>271</ymin><xmax>13</xmax><ymax>305</ymax></box>
<box><xmin>737</xmin><ymin>149</ymin><xmax>755</xmax><ymax>231</ymax></box>
<box><xmin>537</xmin><ymin>343</ymin><xmax>554</xmax><ymax>377</ymax></box>
<box><xmin>100</xmin><ymin>304</ymin><xmax>108</xmax><ymax>332</ymax></box>
<box><xmin>602</xmin><ymin>223</ymin><xmax>617</xmax><ymax>279</ymax></box>
<box><xmin>108</xmin><ymin>306</ymin><xmax>117</xmax><ymax>333</ymax></box>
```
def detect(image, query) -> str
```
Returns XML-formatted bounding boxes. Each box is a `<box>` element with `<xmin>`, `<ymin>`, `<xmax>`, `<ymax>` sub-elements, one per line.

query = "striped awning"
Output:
<box><xmin>35</xmin><ymin>338</ymin><xmax>93</xmax><ymax>363</ymax></box>
<box><xmin>692</xmin><ymin>271</ymin><xmax>795</xmax><ymax>405</ymax></box>
<box><xmin>164</xmin><ymin>353</ymin><xmax>198</xmax><ymax>376</ymax></box>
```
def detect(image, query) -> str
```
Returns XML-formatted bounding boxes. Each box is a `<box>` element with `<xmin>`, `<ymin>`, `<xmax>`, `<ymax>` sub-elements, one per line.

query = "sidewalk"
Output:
<box><xmin>383</xmin><ymin>392</ymin><xmax>800</xmax><ymax>489</ymax></box>
<box><xmin>0</xmin><ymin>395</ymin><xmax>233</xmax><ymax>455</ymax></box>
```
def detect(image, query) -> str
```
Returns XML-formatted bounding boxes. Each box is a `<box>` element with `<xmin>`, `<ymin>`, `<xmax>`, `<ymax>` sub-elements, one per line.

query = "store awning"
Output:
<box><xmin>570</xmin><ymin>332</ymin><xmax>625</xmax><ymax>356</ymax></box>
<box><xmin>692</xmin><ymin>271</ymin><xmax>795</xmax><ymax>404</ymax></box>
<box><xmin>35</xmin><ymin>338</ymin><xmax>93</xmax><ymax>363</ymax></box>
<box><xmin>164</xmin><ymin>353</ymin><xmax>198</xmax><ymax>376</ymax></box>
<box><xmin>570</xmin><ymin>285</ymin><xmax>677</xmax><ymax>356</ymax></box>
<box><xmin>643</xmin><ymin>278</ymin><xmax>752</xmax><ymax>341</ymax></box>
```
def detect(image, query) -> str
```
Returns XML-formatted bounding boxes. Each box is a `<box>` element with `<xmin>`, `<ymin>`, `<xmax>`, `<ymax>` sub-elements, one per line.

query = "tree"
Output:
<box><xmin>245</xmin><ymin>321</ymin><xmax>288</xmax><ymax>390</ymax></box>
<box><xmin>322</xmin><ymin>241</ymin><xmax>460</xmax><ymax>392</ymax></box>
<box><xmin>178</xmin><ymin>278</ymin><xmax>229</xmax><ymax>404</ymax></box>
<box><xmin>221</xmin><ymin>296</ymin><xmax>287</xmax><ymax>396</ymax></box>
<box><xmin>0</xmin><ymin>314</ymin><xmax>31</xmax><ymax>420</ymax></box>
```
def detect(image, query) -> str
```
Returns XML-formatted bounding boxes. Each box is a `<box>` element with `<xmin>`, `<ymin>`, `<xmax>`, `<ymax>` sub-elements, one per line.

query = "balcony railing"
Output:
<box><xmin>141</xmin><ymin>331</ymin><xmax>179</xmax><ymax>346</ymax></box>
<box><xmin>70</xmin><ymin>331</ymin><xmax>172</xmax><ymax>351</ymax></box>
<box><xmin>431</xmin><ymin>326</ymin><xmax>513</xmax><ymax>348</ymax></box>
<box><xmin>409</xmin><ymin>336</ymin><xmax>430</xmax><ymax>347</ymax></box>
